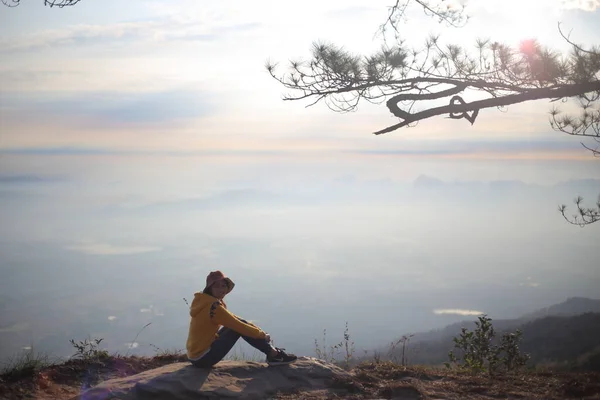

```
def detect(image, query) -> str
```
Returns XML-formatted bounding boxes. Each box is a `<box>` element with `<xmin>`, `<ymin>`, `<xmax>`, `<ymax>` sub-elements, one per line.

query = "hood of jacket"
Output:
<box><xmin>189</xmin><ymin>292</ymin><xmax>226</xmax><ymax>317</ymax></box>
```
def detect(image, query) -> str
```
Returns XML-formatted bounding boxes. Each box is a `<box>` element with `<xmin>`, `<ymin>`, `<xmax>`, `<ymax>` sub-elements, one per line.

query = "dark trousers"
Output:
<box><xmin>190</xmin><ymin>319</ymin><xmax>273</xmax><ymax>368</ymax></box>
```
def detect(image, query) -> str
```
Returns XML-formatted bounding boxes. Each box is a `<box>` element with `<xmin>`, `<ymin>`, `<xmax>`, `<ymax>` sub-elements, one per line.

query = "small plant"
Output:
<box><xmin>149</xmin><ymin>344</ymin><xmax>186</xmax><ymax>359</ymax></box>
<box><xmin>0</xmin><ymin>347</ymin><xmax>52</xmax><ymax>381</ymax></box>
<box><xmin>314</xmin><ymin>328</ymin><xmax>338</xmax><ymax>363</ymax></box>
<box><xmin>314</xmin><ymin>322</ymin><xmax>355</xmax><ymax>370</ymax></box>
<box><xmin>500</xmin><ymin>330</ymin><xmax>529</xmax><ymax>371</ymax></box>
<box><xmin>69</xmin><ymin>337</ymin><xmax>109</xmax><ymax>362</ymax></box>
<box><xmin>372</xmin><ymin>350</ymin><xmax>382</xmax><ymax>364</ymax></box>
<box><xmin>445</xmin><ymin>314</ymin><xmax>529</xmax><ymax>376</ymax></box>
<box><xmin>124</xmin><ymin>322</ymin><xmax>152</xmax><ymax>357</ymax></box>
<box><xmin>341</xmin><ymin>322</ymin><xmax>356</xmax><ymax>369</ymax></box>
<box><xmin>446</xmin><ymin>315</ymin><xmax>498</xmax><ymax>374</ymax></box>
<box><xmin>388</xmin><ymin>334</ymin><xmax>414</xmax><ymax>366</ymax></box>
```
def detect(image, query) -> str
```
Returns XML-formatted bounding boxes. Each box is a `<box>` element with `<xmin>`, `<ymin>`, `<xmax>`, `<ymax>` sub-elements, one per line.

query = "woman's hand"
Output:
<box><xmin>265</xmin><ymin>333</ymin><xmax>271</xmax><ymax>343</ymax></box>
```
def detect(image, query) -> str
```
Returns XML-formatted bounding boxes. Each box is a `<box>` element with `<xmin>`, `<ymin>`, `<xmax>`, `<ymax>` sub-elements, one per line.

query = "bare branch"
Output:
<box><xmin>379</xmin><ymin>0</ymin><xmax>469</xmax><ymax>42</ymax></box>
<box><xmin>558</xmin><ymin>22</ymin><xmax>599</xmax><ymax>56</ymax></box>
<box><xmin>559</xmin><ymin>196</ymin><xmax>600</xmax><ymax>227</ymax></box>
<box><xmin>580</xmin><ymin>139</ymin><xmax>600</xmax><ymax>157</ymax></box>
<box><xmin>378</xmin><ymin>81</ymin><xmax>600</xmax><ymax>134</ymax></box>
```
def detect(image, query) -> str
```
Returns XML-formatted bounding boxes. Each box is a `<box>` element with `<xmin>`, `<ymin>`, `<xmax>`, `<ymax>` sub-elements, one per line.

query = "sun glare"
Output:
<box><xmin>468</xmin><ymin>0</ymin><xmax>565</xmax><ymax>43</ymax></box>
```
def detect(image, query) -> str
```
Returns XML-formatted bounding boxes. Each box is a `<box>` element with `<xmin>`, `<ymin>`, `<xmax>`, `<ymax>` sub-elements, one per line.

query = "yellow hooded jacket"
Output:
<box><xmin>186</xmin><ymin>292</ymin><xmax>266</xmax><ymax>359</ymax></box>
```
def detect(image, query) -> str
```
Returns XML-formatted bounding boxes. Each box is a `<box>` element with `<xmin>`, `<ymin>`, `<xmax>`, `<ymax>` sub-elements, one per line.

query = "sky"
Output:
<box><xmin>0</xmin><ymin>0</ymin><xmax>599</xmax><ymax>362</ymax></box>
<box><xmin>1</xmin><ymin>0</ymin><xmax>600</xmax><ymax>156</ymax></box>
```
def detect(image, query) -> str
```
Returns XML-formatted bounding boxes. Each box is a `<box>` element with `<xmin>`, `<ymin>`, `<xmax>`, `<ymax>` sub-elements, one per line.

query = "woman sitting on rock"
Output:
<box><xmin>186</xmin><ymin>270</ymin><xmax>297</xmax><ymax>367</ymax></box>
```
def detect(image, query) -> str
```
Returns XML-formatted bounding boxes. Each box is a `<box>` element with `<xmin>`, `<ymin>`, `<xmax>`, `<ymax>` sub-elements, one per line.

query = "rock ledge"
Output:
<box><xmin>71</xmin><ymin>356</ymin><xmax>352</xmax><ymax>400</ymax></box>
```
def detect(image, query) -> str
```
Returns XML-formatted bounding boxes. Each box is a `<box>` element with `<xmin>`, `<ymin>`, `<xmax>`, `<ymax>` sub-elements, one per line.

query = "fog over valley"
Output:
<box><xmin>1</xmin><ymin>153</ymin><xmax>598</xmax><ymax>362</ymax></box>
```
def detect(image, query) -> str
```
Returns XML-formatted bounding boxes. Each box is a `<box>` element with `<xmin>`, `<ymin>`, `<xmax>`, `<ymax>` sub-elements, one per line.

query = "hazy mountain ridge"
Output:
<box><xmin>412</xmin><ymin>175</ymin><xmax>600</xmax><ymax>190</ymax></box>
<box><xmin>402</xmin><ymin>312</ymin><xmax>600</xmax><ymax>369</ymax></box>
<box><xmin>409</xmin><ymin>297</ymin><xmax>600</xmax><ymax>343</ymax></box>
<box><xmin>519</xmin><ymin>297</ymin><xmax>600</xmax><ymax>320</ymax></box>
<box><xmin>387</xmin><ymin>297</ymin><xmax>600</xmax><ymax>369</ymax></box>
<box><xmin>97</xmin><ymin>175</ymin><xmax>600</xmax><ymax>215</ymax></box>
<box><xmin>0</xmin><ymin>174</ymin><xmax>66</xmax><ymax>184</ymax></box>
<box><xmin>519</xmin><ymin>313</ymin><xmax>600</xmax><ymax>369</ymax></box>
<box><xmin>411</xmin><ymin>297</ymin><xmax>600</xmax><ymax>341</ymax></box>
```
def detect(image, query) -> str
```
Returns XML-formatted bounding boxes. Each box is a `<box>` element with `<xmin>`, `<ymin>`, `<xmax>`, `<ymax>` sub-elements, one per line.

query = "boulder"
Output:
<box><xmin>70</xmin><ymin>356</ymin><xmax>353</xmax><ymax>400</ymax></box>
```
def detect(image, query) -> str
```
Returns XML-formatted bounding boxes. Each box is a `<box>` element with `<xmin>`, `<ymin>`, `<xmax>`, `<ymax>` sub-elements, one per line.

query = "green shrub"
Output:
<box><xmin>445</xmin><ymin>314</ymin><xmax>529</xmax><ymax>375</ymax></box>
<box><xmin>69</xmin><ymin>337</ymin><xmax>109</xmax><ymax>362</ymax></box>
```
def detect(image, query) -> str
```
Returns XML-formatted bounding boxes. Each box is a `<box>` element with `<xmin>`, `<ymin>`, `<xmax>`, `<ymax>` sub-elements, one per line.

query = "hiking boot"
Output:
<box><xmin>267</xmin><ymin>348</ymin><xmax>297</xmax><ymax>365</ymax></box>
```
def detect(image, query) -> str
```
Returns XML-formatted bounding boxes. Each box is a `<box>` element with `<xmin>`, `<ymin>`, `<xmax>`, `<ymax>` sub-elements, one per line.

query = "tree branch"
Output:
<box><xmin>1</xmin><ymin>0</ymin><xmax>81</xmax><ymax>6</ymax></box>
<box><xmin>376</xmin><ymin>81</ymin><xmax>600</xmax><ymax>134</ymax></box>
<box><xmin>559</xmin><ymin>195</ymin><xmax>600</xmax><ymax>227</ymax></box>
<box><xmin>379</xmin><ymin>0</ymin><xmax>468</xmax><ymax>41</ymax></box>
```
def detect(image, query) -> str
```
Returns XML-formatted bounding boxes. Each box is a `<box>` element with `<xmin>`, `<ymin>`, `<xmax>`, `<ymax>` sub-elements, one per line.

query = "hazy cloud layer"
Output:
<box><xmin>0</xmin><ymin>134</ymin><xmax>592</xmax><ymax>158</ymax></box>
<box><xmin>0</xmin><ymin>174</ymin><xmax>65</xmax><ymax>184</ymax></box>
<box><xmin>2</xmin><ymin>89</ymin><xmax>215</xmax><ymax>125</ymax></box>
<box><xmin>434</xmin><ymin>309</ymin><xmax>485</xmax><ymax>316</ymax></box>
<box><xmin>0</xmin><ymin>17</ymin><xmax>261</xmax><ymax>52</ymax></box>
<box><xmin>520</xmin><ymin>277</ymin><xmax>541</xmax><ymax>287</ymax></box>
<box><xmin>66</xmin><ymin>242</ymin><xmax>161</xmax><ymax>255</ymax></box>
<box><xmin>469</xmin><ymin>0</ymin><xmax>600</xmax><ymax>12</ymax></box>
<box><xmin>562</xmin><ymin>0</ymin><xmax>600</xmax><ymax>11</ymax></box>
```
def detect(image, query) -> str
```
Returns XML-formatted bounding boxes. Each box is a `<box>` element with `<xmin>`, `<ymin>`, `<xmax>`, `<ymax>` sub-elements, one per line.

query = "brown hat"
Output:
<box><xmin>204</xmin><ymin>270</ymin><xmax>235</xmax><ymax>294</ymax></box>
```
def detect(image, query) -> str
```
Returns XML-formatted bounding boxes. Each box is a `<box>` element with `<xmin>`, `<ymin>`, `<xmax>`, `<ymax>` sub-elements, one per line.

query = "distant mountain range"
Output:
<box><xmin>412</xmin><ymin>175</ymin><xmax>600</xmax><ymax>191</ymax></box>
<box><xmin>381</xmin><ymin>297</ymin><xmax>600</xmax><ymax>370</ymax></box>
<box><xmin>519</xmin><ymin>297</ymin><xmax>600</xmax><ymax>320</ymax></box>
<box><xmin>94</xmin><ymin>174</ymin><xmax>599</xmax><ymax>216</ymax></box>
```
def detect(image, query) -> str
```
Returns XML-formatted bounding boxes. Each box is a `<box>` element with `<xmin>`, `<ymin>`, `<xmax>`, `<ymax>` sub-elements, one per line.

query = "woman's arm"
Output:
<box><xmin>210</xmin><ymin>302</ymin><xmax>266</xmax><ymax>339</ymax></box>
<box><xmin>232</xmin><ymin>313</ymin><xmax>258</xmax><ymax>327</ymax></box>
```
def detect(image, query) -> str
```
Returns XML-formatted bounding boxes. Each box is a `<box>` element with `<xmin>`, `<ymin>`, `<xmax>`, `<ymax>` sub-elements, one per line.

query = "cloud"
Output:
<box><xmin>108</xmin><ymin>316</ymin><xmax>117</xmax><ymax>321</ymax></box>
<box><xmin>349</xmin><ymin>138</ymin><xmax>587</xmax><ymax>157</ymax></box>
<box><xmin>519</xmin><ymin>277</ymin><xmax>540</xmax><ymax>287</ymax></box>
<box><xmin>0</xmin><ymin>147</ymin><xmax>300</xmax><ymax>157</ymax></box>
<box><xmin>139</xmin><ymin>305</ymin><xmax>163</xmax><ymax>316</ymax></box>
<box><xmin>2</xmin><ymin>89</ymin><xmax>215</xmax><ymax>125</ymax></box>
<box><xmin>324</xmin><ymin>6</ymin><xmax>379</xmax><ymax>19</ymax></box>
<box><xmin>0</xmin><ymin>69</ymin><xmax>81</xmax><ymax>85</ymax></box>
<box><xmin>561</xmin><ymin>0</ymin><xmax>600</xmax><ymax>11</ymax></box>
<box><xmin>0</xmin><ymin>17</ymin><xmax>261</xmax><ymax>52</ymax></box>
<box><xmin>520</xmin><ymin>282</ymin><xmax>540</xmax><ymax>287</ymax></box>
<box><xmin>0</xmin><ymin>147</ymin><xmax>116</xmax><ymax>156</ymax></box>
<box><xmin>66</xmin><ymin>242</ymin><xmax>161</xmax><ymax>255</ymax></box>
<box><xmin>433</xmin><ymin>309</ymin><xmax>484</xmax><ymax>316</ymax></box>
<box><xmin>471</xmin><ymin>0</ymin><xmax>600</xmax><ymax>13</ymax></box>
<box><xmin>0</xmin><ymin>174</ymin><xmax>65</xmax><ymax>184</ymax></box>
<box><xmin>168</xmin><ymin>22</ymin><xmax>261</xmax><ymax>42</ymax></box>
<box><xmin>2</xmin><ymin>133</ymin><xmax>596</xmax><ymax>161</ymax></box>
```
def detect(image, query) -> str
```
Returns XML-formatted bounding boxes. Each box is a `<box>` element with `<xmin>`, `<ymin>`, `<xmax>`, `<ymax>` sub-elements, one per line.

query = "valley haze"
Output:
<box><xmin>0</xmin><ymin>160</ymin><xmax>598</xmax><ymax>361</ymax></box>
